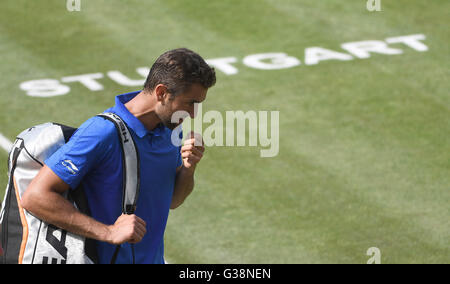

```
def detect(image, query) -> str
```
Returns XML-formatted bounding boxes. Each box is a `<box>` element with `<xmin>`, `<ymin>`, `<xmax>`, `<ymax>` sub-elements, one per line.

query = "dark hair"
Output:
<box><xmin>144</xmin><ymin>48</ymin><xmax>216</xmax><ymax>96</ymax></box>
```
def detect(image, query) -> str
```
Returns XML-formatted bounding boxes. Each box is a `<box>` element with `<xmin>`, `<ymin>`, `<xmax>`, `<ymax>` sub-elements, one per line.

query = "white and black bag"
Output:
<box><xmin>0</xmin><ymin>113</ymin><xmax>140</xmax><ymax>264</ymax></box>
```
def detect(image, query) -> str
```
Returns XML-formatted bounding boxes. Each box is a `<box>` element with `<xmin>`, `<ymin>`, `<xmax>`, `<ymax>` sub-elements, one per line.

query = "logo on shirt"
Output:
<box><xmin>61</xmin><ymin>159</ymin><xmax>79</xmax><ymax>175</ymax></box>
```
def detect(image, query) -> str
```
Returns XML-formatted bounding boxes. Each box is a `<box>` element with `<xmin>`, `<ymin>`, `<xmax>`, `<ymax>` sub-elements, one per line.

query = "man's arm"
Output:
<box><xmin>171</xmin><ymin>132</ymin><xmax>205</xmax><ymax>209</ymax></box>
<box><xmin>21</xmin><ymin>165</ymin><xmax>146</xmax><ymax>245</ymax></box>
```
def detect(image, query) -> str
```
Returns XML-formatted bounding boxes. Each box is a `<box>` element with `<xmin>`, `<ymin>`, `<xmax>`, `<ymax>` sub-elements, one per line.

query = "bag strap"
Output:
<box><xmin>97</xmin><ymin>113</ymin><xmax>140</xmax><ymax>214</ymax></box>
<box><xmin>96</xmin><ymin>113</ymin><xmax>140</xmax><ymax>264</ymax></box>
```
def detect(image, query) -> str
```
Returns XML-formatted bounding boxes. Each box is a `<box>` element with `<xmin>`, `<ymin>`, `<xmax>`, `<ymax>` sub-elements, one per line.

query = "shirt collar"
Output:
<box><xmin>112</xmin><ymin>91</ymin><xmax>166</xmax><ymax>138</ymax></box>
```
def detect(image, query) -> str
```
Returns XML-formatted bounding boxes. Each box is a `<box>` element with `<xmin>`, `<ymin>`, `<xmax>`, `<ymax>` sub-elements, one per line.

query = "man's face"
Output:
<box><xmin>156</xmin><ymin>83</ymin><xmax>207</xmax><ymax>130</ymax></box>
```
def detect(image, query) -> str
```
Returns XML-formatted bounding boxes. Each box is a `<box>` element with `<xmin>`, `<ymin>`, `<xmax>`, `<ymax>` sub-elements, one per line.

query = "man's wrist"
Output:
<box><xmin>181</xmin><ymin>164</ymin><xmax>196</xmax><ymax>175</ymax></box>
<box><xmin>102</xmin><ymin>225</ymin><xmax>114</xmax><ymax>244</ymax></box>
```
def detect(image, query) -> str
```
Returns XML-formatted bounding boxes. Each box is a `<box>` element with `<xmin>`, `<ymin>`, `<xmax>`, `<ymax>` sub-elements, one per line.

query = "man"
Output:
<box><xmin>20</xmin><ymin>48</ymin><xmax>216</xmax><ymax>264</ymax></box>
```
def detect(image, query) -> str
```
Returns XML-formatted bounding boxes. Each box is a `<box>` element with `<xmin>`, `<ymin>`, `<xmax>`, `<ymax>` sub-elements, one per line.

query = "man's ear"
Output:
<box><xmin>154</xmin><ymin>84</ymin><xmax>169</xmax><ymax>104</ymax></box>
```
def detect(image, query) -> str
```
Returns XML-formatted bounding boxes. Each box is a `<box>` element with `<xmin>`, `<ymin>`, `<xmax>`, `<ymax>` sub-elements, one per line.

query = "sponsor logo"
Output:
<box><xmin>61</xmin><ymin>159</ymin><xmax>79</xmax><ymax>175</ymax></box>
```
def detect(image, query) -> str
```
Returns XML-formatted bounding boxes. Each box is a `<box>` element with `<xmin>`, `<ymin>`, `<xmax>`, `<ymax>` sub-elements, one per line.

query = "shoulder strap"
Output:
<box><xmin>97</xmin><ymin>113</ymin><xmax>140</xmax><ymax>264</ymax></box>
<box><xmin>96</xmin><ymin>113</ymin><xmax>140</xmax><ymax>214</ymax></box>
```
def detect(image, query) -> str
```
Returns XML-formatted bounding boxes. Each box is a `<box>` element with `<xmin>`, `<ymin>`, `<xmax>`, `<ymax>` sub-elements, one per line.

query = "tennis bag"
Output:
<box><xmin>0</xmin><ymin>112</ymin><xmax>140</xmax><ymax>264</ymax></box>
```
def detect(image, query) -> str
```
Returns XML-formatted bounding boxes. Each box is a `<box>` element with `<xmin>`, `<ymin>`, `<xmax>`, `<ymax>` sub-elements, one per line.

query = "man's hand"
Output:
<box><xmin>171</xmin><ymin>132</ymin><xmax>204</xmax><ymax>209</ymax></box>
<box><xmin>181</xmin><ymin>131</ymin><xmax>205</xmax><ymax>171</ymax></box>
<box><xmin>106</xmin><ymin>214</ymin><xmax>147</xmax><ymax>245</ymax></box>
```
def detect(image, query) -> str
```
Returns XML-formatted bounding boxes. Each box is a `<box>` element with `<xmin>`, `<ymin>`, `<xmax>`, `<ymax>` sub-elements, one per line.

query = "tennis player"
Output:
<box><xmin>21</xmin><ymin>48</ymin><xmax>216</xmax><ymax>264</ymax></box>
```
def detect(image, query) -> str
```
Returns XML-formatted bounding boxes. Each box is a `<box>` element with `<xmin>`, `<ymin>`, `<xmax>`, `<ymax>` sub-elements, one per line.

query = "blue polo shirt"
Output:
<box><xmin>45</xmin><ymin>91</ymin><xmax>182</xmax><ymax>264</ymax></box>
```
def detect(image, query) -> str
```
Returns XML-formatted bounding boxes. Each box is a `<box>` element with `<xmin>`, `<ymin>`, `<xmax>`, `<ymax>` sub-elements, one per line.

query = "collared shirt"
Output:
<box><xmin>45</xmin><ymin>91</ymin><xmax>182</xmax><ymax>264</ymax></box>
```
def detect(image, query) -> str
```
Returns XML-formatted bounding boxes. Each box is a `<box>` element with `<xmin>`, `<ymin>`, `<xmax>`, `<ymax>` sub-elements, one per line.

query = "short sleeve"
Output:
<box><xmin>45</xmin><ymin>117</ymin><xmax>116</xmax><ymax>189</ymax></box>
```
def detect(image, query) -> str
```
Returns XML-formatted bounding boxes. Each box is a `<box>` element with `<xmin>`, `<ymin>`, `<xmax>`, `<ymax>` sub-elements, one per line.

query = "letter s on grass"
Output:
<box><xmin>20</xmin><ymin>79</ymin><xmax>70</xmax><ymax>98</ymax></box>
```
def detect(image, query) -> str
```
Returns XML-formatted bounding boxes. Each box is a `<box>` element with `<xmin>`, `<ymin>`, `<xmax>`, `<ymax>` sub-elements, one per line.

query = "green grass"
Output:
<box><xmin>0</xmin><ymin>0</ymin><xmax>449</xmax><ymax>263</ymax></box>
